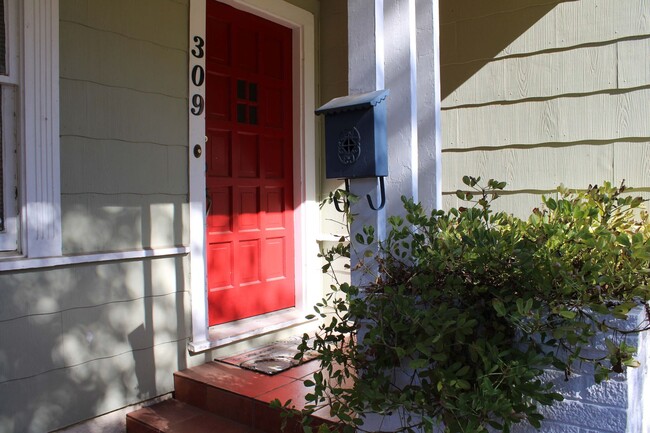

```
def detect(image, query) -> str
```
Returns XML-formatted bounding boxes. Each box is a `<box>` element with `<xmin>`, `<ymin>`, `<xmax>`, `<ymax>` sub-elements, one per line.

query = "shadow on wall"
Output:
<box><xmin>0</xmin><ymin>202</ymin><xmax>190</xmax><ymax>432</ymax></box>
<box><xmin>440</xmin><ymin>0</ymin><xmax>571</xmax><ymax>100</ymax></box>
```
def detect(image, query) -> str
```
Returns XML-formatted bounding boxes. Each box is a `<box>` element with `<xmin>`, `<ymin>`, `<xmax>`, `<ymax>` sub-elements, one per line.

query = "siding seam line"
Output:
<box><xmin>60</xmin><ymin>76</ymin><xmax>187</xmax><ymax>101</ymax></box>
<box><xmin>0</xmin><ymin>336</ymin><xmax>191</xmax><ymax>386</ymax></box>
<box><xmin>0</xmin><ymin>290</ymin><xmax>190</xmax><ymax>324</ymax></box>
<box><xmin>443</xmin><ymin>188</ymin><xmax>557</xmax><ymax>196</ymax></box>
<box><xmin>442</xmin><ymin>33</ymin><xmax>650</xmax><ymax>68</ymax></box>
<box><xmin>442</xmin><ymin>137</ymin><xmax>650</xmax><ymax>152</ymax></box>
<box><xmin>59</xmin><ymin>19</ymin><xmax>187</xmax><ymax>53</ymax></box>
<box><xmin>61</xmin><ymin>134</ymin><xmax>187</xmax><ymax>148</ymax></box>
<box><xmin>442</xmin><ymin>84</ymin><xmax>650</xmax><ymax>110</ymax></box>
<box><xmin>61</xmin><ymin>192</ymin><xmax>187</xmax><ymax>197</ymax></box>
<box><xmin>443</xmin><ymin>187</ymin><xmax>650</xmax><ymax>195</ymax></box>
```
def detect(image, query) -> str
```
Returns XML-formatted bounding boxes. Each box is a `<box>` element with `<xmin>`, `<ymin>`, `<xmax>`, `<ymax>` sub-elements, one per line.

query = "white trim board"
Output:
<box><xmin>188</xmin><ymin>0</ymin><xmax>318</xmax><ymax>351</ymax></box>
<box><xmin>0</xmin><ymin>246</ymin><xmax>189</xmax><ymax>272</ymax></box>
<box><xmin>22</xmin><ymin>0</ymin><xmax>62</xmax><ymax>257</ymax></box>
<box><xmin>188</xmin><ymin>0</ymin><xmax>209</xmax><ymax>354</ymax></box>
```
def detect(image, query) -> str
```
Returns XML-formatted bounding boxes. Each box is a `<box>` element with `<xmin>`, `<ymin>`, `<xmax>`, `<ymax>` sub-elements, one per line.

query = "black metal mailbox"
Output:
<box><xmin>315</xmin><ymin>89</ymin><xmax>389</xmax><ymax>180</ymax></box>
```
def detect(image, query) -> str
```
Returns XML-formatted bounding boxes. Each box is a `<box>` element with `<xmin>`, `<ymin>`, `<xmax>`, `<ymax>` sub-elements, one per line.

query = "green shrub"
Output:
<box><xmin>288</xmin><ymin>178</ymin><xmax>650</xmax><ymax>433</ymax></box>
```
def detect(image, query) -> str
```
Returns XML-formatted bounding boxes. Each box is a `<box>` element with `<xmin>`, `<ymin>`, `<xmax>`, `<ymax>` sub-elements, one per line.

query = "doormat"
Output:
<box><xmin>218</xmin><ymin>336</ymin><xmax>319</xmax><ymax>375</ymax></box>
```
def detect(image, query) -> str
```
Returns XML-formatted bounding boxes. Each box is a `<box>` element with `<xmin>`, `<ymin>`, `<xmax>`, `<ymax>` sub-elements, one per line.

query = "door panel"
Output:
<box><xmin>206</xmin><ymin>1</ymin><xmax>295</xmax><ymax>326</ymax></box>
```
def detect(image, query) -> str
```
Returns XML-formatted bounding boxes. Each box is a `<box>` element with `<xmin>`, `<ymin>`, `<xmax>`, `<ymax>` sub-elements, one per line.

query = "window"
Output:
<box><xmin>0</xmin><ymin>0</ymin><xmax>61</xmax><ymax>257</ymax></box>
<box><xmin>0</xmin><ymin>0</ymin><xmax>20</xmax><ymax>251</ymax></box>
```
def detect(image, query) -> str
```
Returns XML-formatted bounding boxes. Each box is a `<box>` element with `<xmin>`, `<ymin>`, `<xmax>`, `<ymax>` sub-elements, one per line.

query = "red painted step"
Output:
<box><xmin>126</xmin><ymin>361</ymin><xmax>341</xmax><ymax>433</ymax></box>
<box><xmin>126</xmin><ymin>399</ymin><xmax>262</xmax><ymax>433</ymax></box>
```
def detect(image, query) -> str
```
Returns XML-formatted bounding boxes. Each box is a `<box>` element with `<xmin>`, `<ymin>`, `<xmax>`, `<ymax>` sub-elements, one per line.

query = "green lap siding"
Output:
<box><xmin>0</xmin><ymin>1</ymin><xmax>190</xmax><ymax>432</ymax></box>
<box><xmin>0</xmin><ymin>257</ymin><xmax>191</xmax><ymax>432</ymax></box>
<box><xmin>0</xmin><ymin>0</ymin><xmax>335</xmax><ymax>431</ymax></box>
<box><xmin>440</xmin><ymin>0</ymin><xmax>650</xmax><ymax>216</ymax></box>
<box><xmin>59</xmin><ymin>0</ymin><xmax>189</xmax><ymax>254</ymax></box>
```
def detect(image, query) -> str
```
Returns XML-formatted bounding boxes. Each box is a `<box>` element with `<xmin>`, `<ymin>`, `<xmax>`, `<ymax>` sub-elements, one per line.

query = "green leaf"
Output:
<box><xmin>416</xmin><ymin>342</ymin><xmax>431</xmax><ymax>357</ymax></box>
<box><xmin>558</xmin><ymin>309</ymin><xmax>577</xmax><ymax>319</ymax></box>
<box><xmin>546</xmin><ymin>198</ymin><xmax>557</xmax><ymax>210</ymax></box>
<box><xmin>409</xmin><ymin>358</ymin><xmax>429</xmax><ymax>370</ymax></box>
<box><xmin>317</xmin><ymin>424</ymin><xmax>332</xmax><ymax>433</ymax></box>
<box><xmin>624</xmin><ymin>359</ymin><xmax>641</xmax><ymax>368</ymax></box>
<box><xmin>516</xmin><ymin>298</ymin><xmax>524</xmax><ymax>315</ymax></box>
<box><xmin>492</xmin><ymin>299</ymin><xmax>507</xmax><ymax>317</ymax></box>
<box><xmin>604</xmin><ymin>339</ymin><xmax>618</xmax><ymax>352</ymax></box>
<box><xmin>525</xmin><ymin>298</ymin><xmax>533</xmax><ymax>313</ymax></box>
<box><xmin>431</xmin><ymin>353</ymin><xmax>449</xmax><ymax>362</ymax></box>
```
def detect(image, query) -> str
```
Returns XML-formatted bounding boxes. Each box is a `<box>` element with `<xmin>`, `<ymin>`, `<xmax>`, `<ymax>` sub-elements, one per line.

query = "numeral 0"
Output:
<box><xmin>192</xmin><ymin>65</ymin><xmax>205</xmax><ymax>87</ymax></box>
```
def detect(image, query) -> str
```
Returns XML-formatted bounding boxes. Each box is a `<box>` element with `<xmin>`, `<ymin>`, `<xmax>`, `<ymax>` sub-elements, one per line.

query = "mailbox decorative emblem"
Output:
<box><xmin>338</xmin><ymin>128</ymin><xmax>361</xmax><ymax>165</ymax></box>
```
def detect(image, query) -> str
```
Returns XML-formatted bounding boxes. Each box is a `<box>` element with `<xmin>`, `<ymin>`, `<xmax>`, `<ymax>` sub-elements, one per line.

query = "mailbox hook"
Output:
<box><xmin>366</xmin><ymin>177</ymin><xmax>386</xmax><ymax>211</ymax></box>
<box><xmin>333</xmin><ymin>178</ymin><xmax>385</xmax><ymax>212</ymax></box>
<box><xmin>333</xmin><ymin>179</ymin><xmax>351</xmax><ymax>213</ymax></box>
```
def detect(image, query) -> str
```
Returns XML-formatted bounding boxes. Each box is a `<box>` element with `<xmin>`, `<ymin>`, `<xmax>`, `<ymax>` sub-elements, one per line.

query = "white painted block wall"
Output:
<box><xmin>357</xmin><ymin>308</ymin><xmax>649</xmax><ymax>433</ymax></box>
<box><xmin>513</xmin><ymin>308</ymin><xmax>649</xmax><ymax>433</ymax></box>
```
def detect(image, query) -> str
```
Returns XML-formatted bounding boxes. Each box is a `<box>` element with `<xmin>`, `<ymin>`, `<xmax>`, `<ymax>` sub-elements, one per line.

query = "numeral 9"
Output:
<box><xmin>191</xmin><ymin>94</ymin><xmax>204</xmax><ymax>115</ymax></box>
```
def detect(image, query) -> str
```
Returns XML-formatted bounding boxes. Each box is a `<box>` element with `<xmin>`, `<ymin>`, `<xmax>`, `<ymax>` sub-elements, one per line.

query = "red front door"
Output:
<box><xmin>205</xmin><ymin>1</ymin><xmax>295</xmax><ymax>326</ymax></box>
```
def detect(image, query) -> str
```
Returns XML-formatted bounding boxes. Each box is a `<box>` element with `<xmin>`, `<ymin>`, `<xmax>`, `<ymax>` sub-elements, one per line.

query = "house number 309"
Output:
<box><xmin>190</xmin><ymin>36</ymin><xmax>205</xmax><ymax>116</ymax></box>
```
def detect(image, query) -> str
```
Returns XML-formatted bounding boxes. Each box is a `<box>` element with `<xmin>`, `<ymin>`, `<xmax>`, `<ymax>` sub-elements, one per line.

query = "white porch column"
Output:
<box><xmin>383</xmin><ymin>0</ymin><xmax>419</xmax><ymax>215</ymax></box>
<box><xmin>347</xmin><ymin>0</ymin><xmax>386</xmax><ymax>287</ymax></box>
<box><xmin>347</xmin><ymin>0</ymin><xmax>441</xmax><ymax>286</ymax></box>
<box><xmin>416</xmin><ymin>0</ymin><xmax>442</xmax><ymax>209</ymax></box>
<box><xmin>382</xmin><ymin>0</ymin><xmax>442</xmax><ymax>213</ymax></box>
<box><xmin>346</xmin><ymin>3</ymin><xmax>441</xmax><ymax>430</ymax></box>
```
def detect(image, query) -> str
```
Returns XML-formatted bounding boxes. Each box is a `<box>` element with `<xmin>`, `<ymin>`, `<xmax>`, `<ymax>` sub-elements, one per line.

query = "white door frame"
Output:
<box><xmin>187</xmin><ymin>0</ymin><xmax>317</xmax><ymax>352</ymax></box>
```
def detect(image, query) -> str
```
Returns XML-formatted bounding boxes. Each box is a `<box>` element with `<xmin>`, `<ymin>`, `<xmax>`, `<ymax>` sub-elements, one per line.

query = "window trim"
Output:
<box><xmin>0</xmin><ymin>0</ymin><xmax>20</xmax><ymax>251</ymax></box>
<box><xmin>19</xmin><ymin>0</ymin><xmax>61</xmax><ymax>258</ymax></box>
<box><xmin>0</xmin><ymin>85</ymin><xmax>19</xmax><ymax>251</ymax></box>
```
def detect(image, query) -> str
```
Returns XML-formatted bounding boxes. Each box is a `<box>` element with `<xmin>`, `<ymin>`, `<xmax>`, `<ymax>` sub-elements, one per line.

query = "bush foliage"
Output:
<box><xmin>290</xmin><ymin>178</ymin><xmax>650</xmax><ymax>433</ymax></box>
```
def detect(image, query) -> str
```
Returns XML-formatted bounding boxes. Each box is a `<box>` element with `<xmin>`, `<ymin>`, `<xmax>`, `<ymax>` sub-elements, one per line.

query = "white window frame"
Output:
<box><xmin>0</xmin><ymin>0</ymin><xmax>190</xmax><ymax>271</ymax></box>
<box><xmin>0</xmin><ymin>0</ymin><xmax>61</xmax><ymax>257</ymax></box>
<box><xmin>0</xmin><ymin>0</ymin><xmax>21</xmax><ymax>251</ymax></box>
